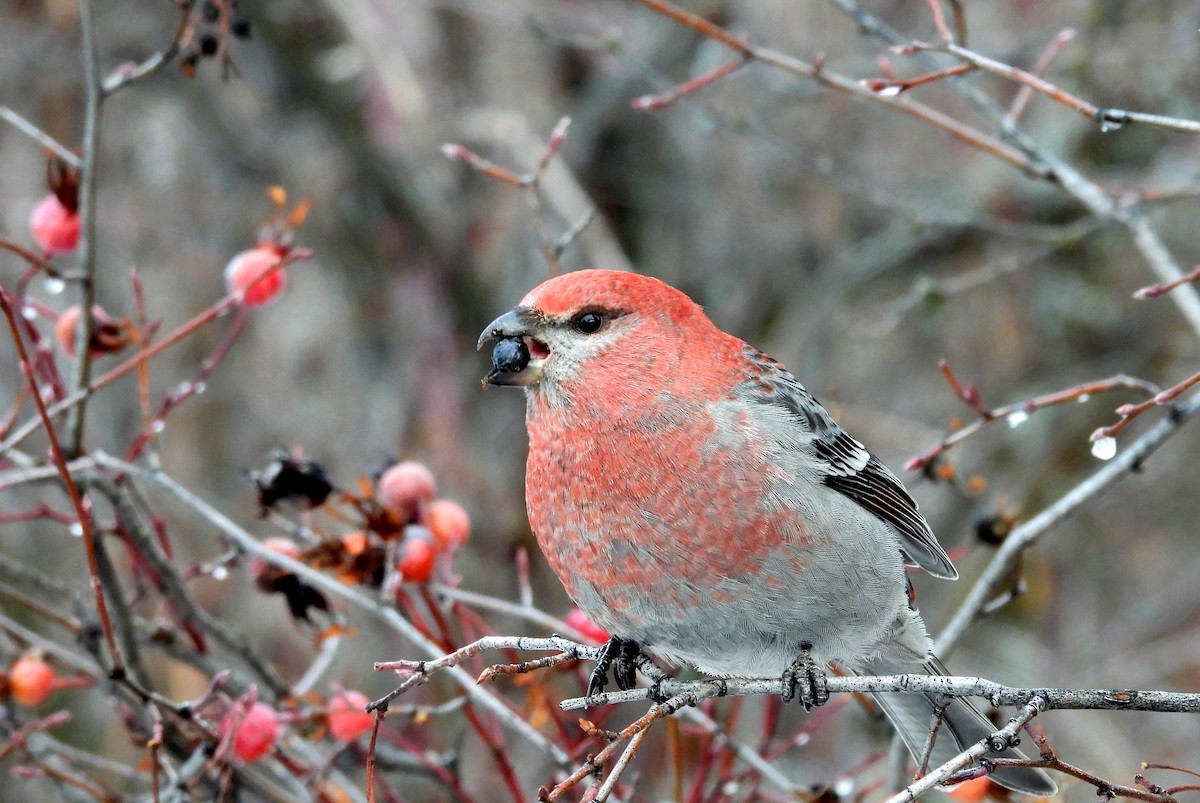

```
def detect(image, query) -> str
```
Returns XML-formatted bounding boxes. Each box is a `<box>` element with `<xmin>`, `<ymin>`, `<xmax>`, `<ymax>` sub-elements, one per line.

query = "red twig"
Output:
<box><xmin>440</xmin><ymin>144</ymin><xmax>524</xmax><ymax>187</ymax></box>
<box><xmin>0</xmin><ymin>287</ymin><xmax>122</xmax><ymax>674</ymax></box>
<box><xmin>633</xmin><ymin>0</ymin><xmax>751</xmax><ymax>55</ymax></box>
<box><xmin>1091</xmin><ymin>369</ymin><xmax>1200</xmax><ymax>444</ymax></box>
<box><xmin>938</xmin><ymin>359</ymin><xmax>989</xmax><ymax>417</ymax></box>
<box><xmin>442</xmin><ymin>117</ymin><xmax>577</xmax><ymax>278</ymax></box>
<box><xmin>1134</xmin><ymin>265</ymin><xmax>1200</xmax><ymax>300</ymax></box>
<box><xmin>0</xmin><ymin>239</ymin><xmax>75</xmax><ymax>281</ymax></box>
<box><xmin>124</xmin><ymin>307</ymin><xmax>249</xmax><ymax>461</ymax></box>
<box><xmin>631</xmin><ymin>56</ymin><xmax>749</xmax><ymax>110</ymax></box>
<box><xmin>925</xmin><ymin>0</ymin><xmax>954</xmax><ymax>44</ymax></box>
<box><xmin>1007</xmin><ymin>28</ymin><xmax>1076</xmax><ymax>124</ymax></box>
<box><xmin>365</xmin><ymin>708</ymin><xmax>383</xmax><ymax>803</ymax></box>
<box><xmin>861</xmin><ymin>62</ymin><xmax>975</xmax><ymax>96</ymax></box>
<box><xmin>906</xmin><ymin>364</ymin><xmax>1158</xmax><ymax>472</ymax></box>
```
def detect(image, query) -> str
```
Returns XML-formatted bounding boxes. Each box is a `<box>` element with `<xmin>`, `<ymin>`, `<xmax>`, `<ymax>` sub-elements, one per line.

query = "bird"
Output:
<box><xmin>478</xmin><ymin>269</ymin><xmax>1055</xmax><ymax>796</ymax></box>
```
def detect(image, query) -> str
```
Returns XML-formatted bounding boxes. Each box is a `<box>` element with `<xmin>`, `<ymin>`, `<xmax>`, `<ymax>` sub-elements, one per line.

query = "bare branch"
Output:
<box><xmin>0</xmin><ymin>107</ymin><xmax>80</xmax><ymax>167</ymax></box>
<box><xmin>937</xmin><ymin>392</ymin><xmax>1200</xmax><ymax>653</ymax></box>
<box><xmin>88</xmin><ymin>453</ymin><xmax>572</xmax><ymax>768</ymax></box>
<box><xmin>886</xmin><ymin>699</ymin><xmax>1045</xmax><ymax>803</ymax></box>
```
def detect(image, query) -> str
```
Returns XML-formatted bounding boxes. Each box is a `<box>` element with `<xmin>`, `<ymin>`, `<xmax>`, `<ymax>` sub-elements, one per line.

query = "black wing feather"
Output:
<box><xmin>741</xmin><ymin>348</ymin><xmax>958</xmax><ymax>580</ymax></box>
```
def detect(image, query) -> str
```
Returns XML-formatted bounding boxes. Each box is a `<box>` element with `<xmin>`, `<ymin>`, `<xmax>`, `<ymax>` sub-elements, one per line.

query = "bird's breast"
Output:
<box><xmin>524</xmin><ymin>391</ymin><xmax>810</xmax><ymax>624</ymax></box>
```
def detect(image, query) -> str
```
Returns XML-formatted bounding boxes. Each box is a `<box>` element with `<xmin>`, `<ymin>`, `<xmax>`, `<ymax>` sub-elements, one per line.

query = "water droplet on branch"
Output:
<box><xmin>1091</xmin><ymin>436</ymin><xmax>1117</xmax><ymax>460</ymax></box>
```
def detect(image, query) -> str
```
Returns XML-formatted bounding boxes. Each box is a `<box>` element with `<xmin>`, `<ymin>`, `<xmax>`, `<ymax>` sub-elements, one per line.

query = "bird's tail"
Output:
<box><xmin>863</xmin><ymin>656</ymin><xmax>1057</xmax><ymax>796</ymax></box>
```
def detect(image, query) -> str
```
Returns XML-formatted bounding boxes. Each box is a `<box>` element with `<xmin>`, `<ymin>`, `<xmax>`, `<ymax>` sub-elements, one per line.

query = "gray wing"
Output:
<box><xmin>741</xmin><ymin>348</ymin><xmax>958</xmax><ymax>580</ymax></box>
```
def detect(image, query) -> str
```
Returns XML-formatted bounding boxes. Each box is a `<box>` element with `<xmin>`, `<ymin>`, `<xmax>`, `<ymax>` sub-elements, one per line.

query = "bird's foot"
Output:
<box><xmin>781</xmin><ymin>642</ymin><xmax>829</xmax><ymax>711</ymax></box>
<box><xmin>587</xmin><ymin>636</ymin><xmax>641</xmax><ymax>697</ymax></box>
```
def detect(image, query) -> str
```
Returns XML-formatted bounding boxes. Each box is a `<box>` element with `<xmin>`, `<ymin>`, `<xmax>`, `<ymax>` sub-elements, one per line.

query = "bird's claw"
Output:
<box><xmin>587</xmin><ymin>636</ymin><xmax>641</xmax><ymax>698</ymax></box>
<box><xmin>781</xmin><ymin>642</ymin><xmax>828</xmax><ymax>711</ymax></box>
<box><xmin>615</xmin><ymin>639</ymin><xmax>639</xmax><ymax>690</ymax></box>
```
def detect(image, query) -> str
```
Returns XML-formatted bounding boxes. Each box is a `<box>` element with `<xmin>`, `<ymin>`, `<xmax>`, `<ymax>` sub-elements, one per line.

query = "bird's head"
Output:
<box><xmin>477</xmin><ymin>270</ymin><xmax>715</xmax><ymax>396</ymax></box>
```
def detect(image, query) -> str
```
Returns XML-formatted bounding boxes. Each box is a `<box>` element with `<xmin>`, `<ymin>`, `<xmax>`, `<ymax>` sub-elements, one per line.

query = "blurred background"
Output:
<box><xmin>3</xmin><ymin>0</ymin><xmax>1200</xmax><ymax>799</ymax></box>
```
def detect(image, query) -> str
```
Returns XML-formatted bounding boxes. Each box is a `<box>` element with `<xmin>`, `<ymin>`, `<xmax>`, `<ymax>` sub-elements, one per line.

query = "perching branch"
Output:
<box><xmin>374</xmin><ymin>634</ymin><xmax>1200</xmax><ymax>715</ymax></box>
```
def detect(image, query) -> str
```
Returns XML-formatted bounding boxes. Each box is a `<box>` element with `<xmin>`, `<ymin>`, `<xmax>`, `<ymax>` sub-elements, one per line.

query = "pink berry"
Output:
<box><xmin>565</xmin><ymin>607</ymin><xmax>609</xmax><ymax>644</ymax></box>
<box><xmin>224</xmin><ymin>247</ymin><xmax>286</xmax><ymax>307</ymax></box>
<box><xmin>397</xmin><ymin>538</ymin><xmax>437</xmax><ymax>583</ymax></box>
<box><xmin>377</xmin><ymin>461</ymin><xmax>436</xmax><ymax>518</ymax></box>
<box><xmin>326</xmin><ymin>690</ymin><xmax>373</xmax><ymax>742</ymax></box>
<box><xmin>55</xmin><ymin>306</ymin><xmax>83</xmax><ymax>356</ymax></box>
<box><xmin>425</xmin><ymin>499</ymin><xmax>470</xmax><ymax>551</ymax></box>
<box><xmin>261</xmin><ymin>537</ymin><xmax>301</xmax><ymax>559</ymax></box>
<box><xmin>249</xmin><ymin>537</ymin><xmax>302</xmax><ymax>588</ymax></box>
<box><xmin>54</xmin><ymin>304</ymin><xmax>132</xmax><ymax>358</ymax></box>
<box><xmin>29</xmin><ymin>194</ymin><xmax>80</xmax><ymax>255</ymax></box>
<box><xmin>226</xmin><ymin>702</ymin><xmax>280</xmax><ymax>763</ymax></box>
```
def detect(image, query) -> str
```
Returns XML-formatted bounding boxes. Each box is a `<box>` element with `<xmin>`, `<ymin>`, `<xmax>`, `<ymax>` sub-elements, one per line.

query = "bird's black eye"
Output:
<box><xmin>573</xmin><ymin>311</ymin><xmax>604</xmax><ymax>334</ymax></box>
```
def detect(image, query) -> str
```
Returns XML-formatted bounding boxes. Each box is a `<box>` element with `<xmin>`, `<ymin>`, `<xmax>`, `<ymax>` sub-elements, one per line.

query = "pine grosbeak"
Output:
<box><xmin>479</xmin><ymin>269</ymin><xmax>1054</xmax><ymax>795</ymax></box>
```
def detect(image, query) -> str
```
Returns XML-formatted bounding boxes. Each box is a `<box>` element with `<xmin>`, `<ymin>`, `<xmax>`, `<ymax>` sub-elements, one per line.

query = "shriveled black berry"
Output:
<box><xmin>198</xmin><ymin>32</ymin><xmax>219</xmax><ymax>56</ymax></box>
<box><xmin>249</xmin><ymin>450</ymin><xmax>334</xmax><ymax>514</ymax></box>
<box><xmin>973</xmin><ymin>513</ymin><xmax>1013</xmax><ymax>546</ymax></box>
<box><xmin>491</xmin><ymin>337</ymin><xmax>530</xmax><ymax>375</ymax></box>
<box><xmin>230</xmin><ymin>13</ymin><xmax>251</xmax><ymax>38</ymax></box>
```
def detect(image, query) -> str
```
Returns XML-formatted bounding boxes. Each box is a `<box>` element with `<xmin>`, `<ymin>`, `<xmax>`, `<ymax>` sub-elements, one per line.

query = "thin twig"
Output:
<box><xmin>0</xmin><ymin>289</ymin><xmax>122</xmax><ymax>673</ymax></box>
<box><xmin>0</xmin><ymin>107</ymin><xmax>80</xmax><ymax>167</ymax></box>
<box><xmin>632</xmin><ymin>0</ymin><xmax>1043</xmax><ymax>177</ymax></box>
<box><xmin>885</xmin><ymin>698</ymin><xmax>1045</xmax><ymax>802</ymax></box>
<box><xmin>1006</xmin><ymin>28</ymin><xmax>1076</xmax><ymax>124</ymax></box>
<box><xmin>905</xmin><ymin>368</ymin><xmax>1158</xmax><ymax>472</ymax></box>
<box><xmin>929</xmin><ymin>40</ymin><xmax>1200</xmax><ymax>135</ymax></box>
<box><xmin>66</xmin><ymin>0</ymin><xmax>106</xmax><ymax>456</ymax></box>
<box><xmin>101</xmin><ymin>1</ymin><xmax>195</xmax><ymax>95</ymax></box>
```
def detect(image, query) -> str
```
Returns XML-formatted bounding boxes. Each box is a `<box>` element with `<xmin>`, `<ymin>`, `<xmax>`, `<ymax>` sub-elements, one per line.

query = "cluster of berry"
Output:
<box><xmin>249</xmin><ymin>454</ymin><xmax>470</xmax><ymax>616</ymax></box>
<box><xmin>228</xmin><ymin>458</ymin><xmax>471</xmax><ymax>764</ymax></box>
<box><xmin>222</xmin><ymin>687</ymin><xmax>374</xmax><ymax>765</ymax></box>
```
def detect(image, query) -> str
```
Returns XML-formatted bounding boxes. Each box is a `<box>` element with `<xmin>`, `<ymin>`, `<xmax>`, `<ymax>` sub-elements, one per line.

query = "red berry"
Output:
<box><xmin>425</xmin><ymin>499</ymin><xmax>470</xmax><ymax>551</ymax></box>
<box><xmin>947</xmin><ymin>776</ymin><xmax>992</xmax><ymax>803</ymax></box>
<box><xmin>262</xmin><ymin>537</ymin><xmax>301</xmax><ymax>559</ymax></box>
<box><xmin>340</xmin><ymin>530</ymin><xmax>368</xmax><ymax>556</ymax></box>
<box><xmin>565</xmin><ymin>607</ymin><xmax>609</xmax><ymax>644</ymax></box>
<box><xmin>397</xmin><ymin>538</ymin><xmax>436</xmax><ymax>583</ymax></box>
<box><xmin>55</xmin><ymin>306</ymin><xmax>83</xmax><ymax>356</ymax></box>
<box><xmin>226</xmin><ymin>702</ymin><xmax>280</xmax><ymax>763</ymax></box>
<box><xmin>326</xmin><ymin>690</ymin><xmax>373</xmax><ymax>742</ymax></box>
<box><xmin>9</xmin><ymin>656</ymin><xmax>56</xmax><ymax>707</ymax></box>
<box><xmin>54</xmin><ymin>304</ymin><xmax>132</xmax><ymax>358</ymax></box>
<box><xmin>402</xmin><ymin>523</ymin><xmax>436</xmax><ymax>544</ymax></box>
<box><xmin>378</xmin><ymin>461</ymin><xmax>436</xmax><ymax>518</ymax></box>
<box><xmin>249</xmin><ymin>537</ymin><xmax>301</xmax><ymax>587</ymax></box>
<box><xmin>29</xmin><ymin>194</ymin><xmax>80</xmax><ymax>255</ymax></box>
<box><xmin>224</xmin><ymin>247</ymin><xmax>286</xmax><ymax>307</ymax></box>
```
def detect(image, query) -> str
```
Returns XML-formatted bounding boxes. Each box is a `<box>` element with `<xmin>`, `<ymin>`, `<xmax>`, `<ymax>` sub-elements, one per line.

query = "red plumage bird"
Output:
<box><xmin>479</xmin><ymin>269</ymin><xmax>1054</xmax><ymax>795</ymax></box>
